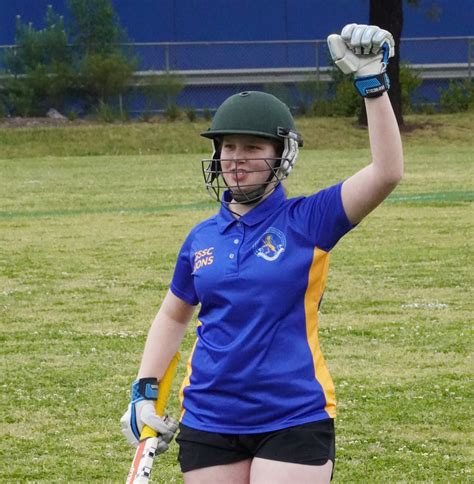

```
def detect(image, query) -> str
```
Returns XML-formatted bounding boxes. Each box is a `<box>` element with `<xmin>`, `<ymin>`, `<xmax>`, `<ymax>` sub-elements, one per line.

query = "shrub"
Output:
<box><xmin>275</xmin><ymin>79</ymin><xmax>332</xmax><ymax>116</ymax></box>
<box><xmin>139</xmin><ymin>111</ymin><xmax>153</xmax><ymax>122</ymax></box>
<box><xmin>399</xmin><ymin>62</ymin><xmax>422</xmax><ymax>114</ymax></box>
<box><xmin>263</xmin><ymin>83</ymin><xmax>292</xmax><ymax>107</ymax></box>
<box><xmin>332</xmin><ymin>76</ymin><xmax>361</xmax><ymax>117</ymax></box>
<box><xmin>78</xmin><ymin>52</ymin><xmax>135</xmax><ymax>108</ymax></box>
<box><xmin>142</xmin><ymin>73</ymin><xmax>184</xmax><ymax>113</ymax></box>
<box><xmin>311</xmin><ymin>98</ymin><xmax>335</xmax><ymax>117</ymax></box>
<box><xmin>96</xmin><ymin>101</ymin><xmax>121</xmax><ymax>123</ymax></box>
<box><xmin>185</xmin><ymin>107</ymin><xmax>197</xmax><ymax>122</ymax></box>
<box><xmin>3</xmin><ymin>81</ymin><xmax>35</xmax><ymax>117</ymax></box>
<box><xmin>299</xmin><ymin>80</ymin><xmax>333</xmax><ymax>117</ymax></box>
<box><xmin>439</xmin><ymin>80</ymin><xmax>474</xmax><ymax>113</ymax></box>
<box><xmin>66</xmin><ymin>109</ymin><xmax>79</xmax><ymax>121</ymax></box>
<box><xmin>312</xmin><ymin>63</ymin><xmax>423</xmax><ymax>118</ymax></box>
<box><xmin>312</xmin><ymin>67</ymin><xmax>359</xmax><ymax>117</ymax></box>
<box><xmin>414</xmin><ymin>102</ymin><xmax>437</xmax><ymax>115</ymax></box>
<box><xmin>164</xmin><ymin>104</ymin><xmax>180</xmax><ymax>121</ymax></box>
<box><xmin>297</xmin><ymin>79</ymin><xmax>327</xmax><ymax>115</ymax></box>
<box><xmin>0</xmin><ymin>100</ymin><xmax>6</xmax><ymax>118</ymax></box>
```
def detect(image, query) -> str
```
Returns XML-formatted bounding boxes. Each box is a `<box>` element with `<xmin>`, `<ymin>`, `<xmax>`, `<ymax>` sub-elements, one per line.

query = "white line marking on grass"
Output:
<box><xmin>401</xmin><ymin>302</ymin><xmax>449</xmax><ymax>309</ymax></box>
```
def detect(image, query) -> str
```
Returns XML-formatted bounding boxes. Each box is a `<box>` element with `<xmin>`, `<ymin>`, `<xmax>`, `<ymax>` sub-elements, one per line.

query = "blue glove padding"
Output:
<box><xmin>120</xmin><ymin>378</ymin><xmax>178</xmax><ymax>447</ymax></box>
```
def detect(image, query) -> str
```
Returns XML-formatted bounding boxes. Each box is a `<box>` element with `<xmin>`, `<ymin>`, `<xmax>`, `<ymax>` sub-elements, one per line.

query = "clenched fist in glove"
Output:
<box><xmin>120</xmin><ymin>377</ymin><xmax>178</xmax><ymax>450</ymax></box>
<box><xmin>327</xmin><ymin>23</ymin><xmax>395</xmax><ymax>98</ymax></box>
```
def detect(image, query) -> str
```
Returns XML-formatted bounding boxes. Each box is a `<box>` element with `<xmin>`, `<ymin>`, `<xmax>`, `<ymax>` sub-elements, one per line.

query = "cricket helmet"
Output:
<box><xmin>200</xmin><ymin>91</ymin><xmax>303</xmax><ymax>205</ymax></box>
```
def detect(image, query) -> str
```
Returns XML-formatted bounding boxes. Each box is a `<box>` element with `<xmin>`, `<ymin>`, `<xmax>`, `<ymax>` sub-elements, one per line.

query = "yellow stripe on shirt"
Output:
<box><xmin>304</xmin><ymin>247</ymin><xmax>336</xmax><ymax>418</ymax></box>
<box><xmin>178</xmin><ymin>320</ymin><xmax>201</xmax><ymax>420</ymax></box>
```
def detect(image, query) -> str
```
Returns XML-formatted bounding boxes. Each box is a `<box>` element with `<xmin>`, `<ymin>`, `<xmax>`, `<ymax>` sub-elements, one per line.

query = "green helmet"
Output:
<box><xmin>201</xmin><ymin>91</ymin><xmax>303</xmax><ymax>206</ymax></box>
<box><xmin>201</xmin><ymin>91</ymin><xmax>300</xmax><ymax>143</ymax></box>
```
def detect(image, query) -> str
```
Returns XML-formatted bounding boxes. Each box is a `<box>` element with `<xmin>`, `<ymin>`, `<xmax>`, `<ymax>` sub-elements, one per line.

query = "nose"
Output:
<box><xmin>230</xmin><ymin>147</ymin><xmax>247</xmax><ymax>162</ymax></box>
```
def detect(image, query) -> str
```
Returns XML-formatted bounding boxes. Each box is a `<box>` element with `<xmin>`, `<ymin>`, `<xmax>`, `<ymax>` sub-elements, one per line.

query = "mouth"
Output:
<box><xmin>229</xmin><ymin>170</ymin><xmax>249</xmax><ymax>183</ymax></box>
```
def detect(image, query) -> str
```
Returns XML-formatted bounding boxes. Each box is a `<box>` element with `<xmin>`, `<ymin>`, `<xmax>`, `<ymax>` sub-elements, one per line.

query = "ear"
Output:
<box><xmin>272</xmin><ymin>140</ymin><xmax>284</xmax><ymax>158</ymax></box>
<box><xmin>212</xmin><ymin>138</ymin><xmax>222</xmax><ymax>160</ymax></box>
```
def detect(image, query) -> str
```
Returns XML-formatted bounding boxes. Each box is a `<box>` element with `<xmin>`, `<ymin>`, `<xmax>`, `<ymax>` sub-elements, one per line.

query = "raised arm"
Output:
<box><xmin>328</xmin><ymin>23</ymin><xmax>404</xmax><ymax>225</ymax></box>
<box><xmin>341</xmin><ymin>93</ymin><xmax>403</xmax><ymax>224</ymax></box>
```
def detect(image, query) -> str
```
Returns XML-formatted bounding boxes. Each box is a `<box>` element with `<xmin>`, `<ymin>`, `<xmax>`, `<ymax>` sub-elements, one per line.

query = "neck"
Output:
<box><xmin>228</xmin><ymin>201</ymin><xmax>255</xmax><ymax>218</ymax></box>
<box><xmin>227</xmin><ymin>185</ymin><xmax>276</xmax><ymax>218</ymax></box>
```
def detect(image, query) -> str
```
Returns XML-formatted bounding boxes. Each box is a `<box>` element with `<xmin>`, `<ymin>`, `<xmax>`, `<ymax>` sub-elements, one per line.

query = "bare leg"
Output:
<box><xmin>250</xmin><ymin>457</ymin><xmax>333</xmax><ymax>484</ymax></box>
<box><xmin>184</xmin><ymin>459</ymin><xmax>252</xmax><ymax>484</ymax></box>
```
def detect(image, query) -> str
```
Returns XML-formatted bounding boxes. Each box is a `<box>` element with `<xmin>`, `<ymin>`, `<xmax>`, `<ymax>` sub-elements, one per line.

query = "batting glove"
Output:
<box><xmin>120</xmin><ymin>377</ymin><xmax>179</xmax><ymax>448</ymax></box>
<box><xmin>327</xmin><ymin>23</ymin><xmax>395</xmax><ymax>98</ymax></box>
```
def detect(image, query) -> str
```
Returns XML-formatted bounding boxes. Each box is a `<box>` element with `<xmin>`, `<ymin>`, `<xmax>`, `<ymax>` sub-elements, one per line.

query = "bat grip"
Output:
<box><xmin>139</xmin><ymin>352</ymin><xmax>180</xmax><ymax>440</ymax></box>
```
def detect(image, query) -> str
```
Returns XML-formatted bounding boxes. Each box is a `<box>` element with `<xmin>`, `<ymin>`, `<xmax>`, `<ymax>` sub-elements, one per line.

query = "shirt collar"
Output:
<box><xmin>215</xmin><ymin>183</ymin><xmax>286</xmax><ymax>233</ymax></box>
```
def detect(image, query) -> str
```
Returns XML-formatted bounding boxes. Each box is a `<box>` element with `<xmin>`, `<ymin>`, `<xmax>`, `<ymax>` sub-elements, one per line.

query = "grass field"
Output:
<box><xmin>1</xmin><ymin>113</ymin><xmax>473</xmax><ymax>482</ymax></box>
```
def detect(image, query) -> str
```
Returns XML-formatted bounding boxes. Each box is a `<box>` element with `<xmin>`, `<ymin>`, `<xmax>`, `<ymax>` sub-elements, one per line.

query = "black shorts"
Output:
<box><xmin>176</xmin><ymin>419</ymin><xmax>335</xmax><ymax>473</ymax></box>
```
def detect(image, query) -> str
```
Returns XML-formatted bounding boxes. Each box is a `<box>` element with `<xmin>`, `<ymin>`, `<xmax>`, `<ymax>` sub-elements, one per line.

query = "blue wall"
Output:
<box><xmin>1</xmin><ymin>0</ymin><xmax>473</xmax><ymax>45</ymax></box>
<box><xmin>1</xmin><ymin>0</ymin><xmax>472</xmax><ymax>111</ymax></box>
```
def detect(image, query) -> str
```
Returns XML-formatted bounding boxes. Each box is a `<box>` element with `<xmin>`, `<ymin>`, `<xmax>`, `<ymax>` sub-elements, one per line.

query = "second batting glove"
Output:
<box><xmin>120</xmin><ymin>377</ymin><xmax>178</xmax><ymax>448</ymax></box>
<box><xmin>327</xmin><ymin>23</ymin><xmax>395</xmax><ymax>98</ymax></box>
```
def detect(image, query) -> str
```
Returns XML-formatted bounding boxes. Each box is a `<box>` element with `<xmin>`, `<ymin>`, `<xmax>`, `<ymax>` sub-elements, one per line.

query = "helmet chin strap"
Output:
<box><xmin>228</xmin><ymin>165</ymin><xmax>279</xmax><ymax>205</ymax></box>
<box><xmin>231</xmin><ymin>184</ymin><xmax>268</xmax><ymax>204</ymax></box>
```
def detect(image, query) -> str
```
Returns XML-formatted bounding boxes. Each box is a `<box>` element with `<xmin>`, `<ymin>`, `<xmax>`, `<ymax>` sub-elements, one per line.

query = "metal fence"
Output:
<box><xmin>130</xmin><ymin>36</ymin><xmax>472</xmax><ymax>111</ymax></box>
<box><xmin>131</xmin><ymin>36</ymin><xmax>473</xmax><ymax>70</ymax></box>
<box><xmin>1</xmin><ymin>36</ymin><xmax>472</xmax><ymax>114</ymax></box>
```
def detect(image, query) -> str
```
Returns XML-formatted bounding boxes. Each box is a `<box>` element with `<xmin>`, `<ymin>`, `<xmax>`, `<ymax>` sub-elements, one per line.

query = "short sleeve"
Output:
<box><xmin>290</xmin><ymin>182</ymin><xmax>354</xmax><ymax>251</ymax></box>
<box><xmin>170</xmin><ymin>231</ymin><xmax>199</xmax><ymax>306</ymax></box>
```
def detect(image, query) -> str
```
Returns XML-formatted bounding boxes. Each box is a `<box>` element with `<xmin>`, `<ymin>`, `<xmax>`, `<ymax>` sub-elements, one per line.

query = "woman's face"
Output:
<box><xmin>220</xmin><ymin>135</ymin><xmax>279</xmax><ymax>199</ymax></box>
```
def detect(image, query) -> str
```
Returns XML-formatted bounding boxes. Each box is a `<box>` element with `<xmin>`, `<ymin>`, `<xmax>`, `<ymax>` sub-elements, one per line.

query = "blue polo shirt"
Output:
<box><xmin>171</xmin><ymin>182</ymin><xmax>353</xmax><ymax>434</ymax></box>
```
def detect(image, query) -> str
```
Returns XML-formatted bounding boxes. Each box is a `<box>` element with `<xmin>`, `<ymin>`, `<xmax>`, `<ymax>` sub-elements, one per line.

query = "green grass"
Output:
<box><xmin>1</xmin><ymin>113</ymin><xmax>473</xmax><ymax>482</ymax></box>
<box><xmin>1</xmin><ymin>112</ymin><xmax>472</xmax><ymax>159</ymax></box>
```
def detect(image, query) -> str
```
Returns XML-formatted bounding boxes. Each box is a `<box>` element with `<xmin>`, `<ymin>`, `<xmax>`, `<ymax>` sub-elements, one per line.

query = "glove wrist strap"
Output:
<box><xmin>132</xmin><ymin>377</ymin><xmax>159</xmax><ymax>400</ymax></box>
<box><xmin>354</xmin><ymin>73</ymin><xmax>390</xmax><ymax>98</ymax></box>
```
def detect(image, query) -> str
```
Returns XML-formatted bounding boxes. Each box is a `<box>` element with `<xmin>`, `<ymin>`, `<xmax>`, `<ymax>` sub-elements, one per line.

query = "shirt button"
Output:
<box><xmin>233</xmin><ymin>239</ymin><xmax>239</xmax><ymax>244</ymax></box>
<box><xmin>237</xmin><ymin>222</ymin><xmax>242</xmax><ymax>227</ymax></box>
<box><xmin>229</xmin><ymin>253</ymin><xmax>235</xmax><ymax>259</ymax></box>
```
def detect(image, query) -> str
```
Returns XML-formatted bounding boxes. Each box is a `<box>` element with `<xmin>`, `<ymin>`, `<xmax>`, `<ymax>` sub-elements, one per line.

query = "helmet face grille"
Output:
<box><xmin>199</xmin><ymin>91</ymin><xmax>302</xmax><ymax>206</ymax></box>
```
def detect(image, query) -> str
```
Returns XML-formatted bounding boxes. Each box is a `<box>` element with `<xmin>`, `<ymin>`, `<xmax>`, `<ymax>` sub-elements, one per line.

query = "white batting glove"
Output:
<box><xmin>327</xmin><ymin>23</ymin><xmax>395</xmax><ymax>98</ymax></box>
<box><xmin>120</xmin><ymin>378</ymin><xmax>179</xmax><ymax>447</ymax></box>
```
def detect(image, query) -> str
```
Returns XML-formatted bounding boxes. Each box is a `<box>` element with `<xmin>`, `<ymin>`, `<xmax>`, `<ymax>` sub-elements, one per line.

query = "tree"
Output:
<box><xmin>2</xmin><ymin>5</ymin><xmax>73</xmax><ymax>115</ymax></box>
<box><xmin>358</xmin><ymin>0</ymin><xmax>406</xmax><ymax>126</ymax></box>
<box><xmin>68</xmin><ymin>0</ymin><xmax>127</xmax><ymax>57</ymax></box>
<box><xmin>1</xmin><ymin>0</ymin><xmax>136</xmax><ymax>116</ymax></box>
<box><xmin>67</xmin><ymin>0</ymin><xmax>136</xmax><ymax>111</ymax></box>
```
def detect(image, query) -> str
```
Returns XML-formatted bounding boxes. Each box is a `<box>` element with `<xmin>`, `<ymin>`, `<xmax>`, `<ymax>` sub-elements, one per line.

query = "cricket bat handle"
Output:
<box><xmin>126</xmin><ymin>352</ymin><xmax>181</xmax><ymax>484</ymax></box>
<box><xmin>140</xmin><ymin>352</ymin><xmax>180</xmax><ymax>439</ymax></box>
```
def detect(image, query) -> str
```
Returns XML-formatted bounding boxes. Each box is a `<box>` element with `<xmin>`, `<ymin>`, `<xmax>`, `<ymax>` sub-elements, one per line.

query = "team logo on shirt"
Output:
<box><xmin>253</xmin><ymin>227</ymin><xmax>286</xmax><ymax>262</ymax></box>
<box><xmin>193</xmin><ymin>246</ymin><xmax>214</xmax><ymax>271</ymax></box>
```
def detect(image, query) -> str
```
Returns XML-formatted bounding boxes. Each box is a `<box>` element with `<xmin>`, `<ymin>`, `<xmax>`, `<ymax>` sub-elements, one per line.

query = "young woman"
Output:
<box><xmin>121</xmin><ymin>24</ymin><xmax>403</xmax><ymax>483</ymax></box>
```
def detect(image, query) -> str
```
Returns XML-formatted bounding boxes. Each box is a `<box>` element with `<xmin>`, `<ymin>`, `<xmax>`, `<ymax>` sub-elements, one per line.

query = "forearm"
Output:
<box><xmin>365</xmin><ymin>93</ymin><xmax>404</xmax><ymax>185</ymax></box>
